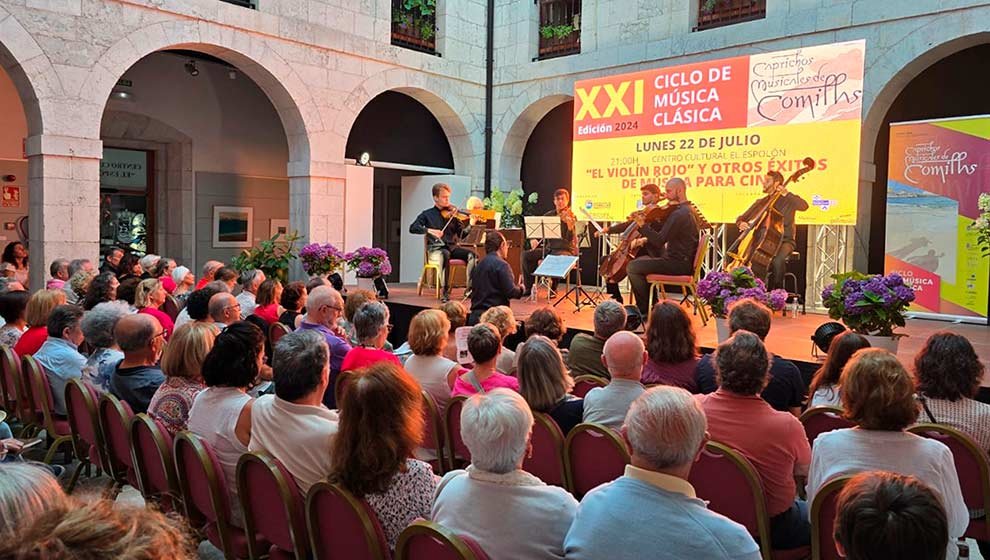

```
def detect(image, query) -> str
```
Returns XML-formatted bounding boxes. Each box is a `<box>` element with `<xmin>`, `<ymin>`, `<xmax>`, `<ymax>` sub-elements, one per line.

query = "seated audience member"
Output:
<box><xmin>915</xmin><ymin>331</ymin><xmax>990</xmax><ymax>452</ymax></box>
<box><xmin>148</xmin><ymin>322</ymin><xmax>216</xmax><ymax>436</ymax></box>
<box><xmin>47</xmin><ymin>258</ymin><xmax>69</xmax><ymax>290</ymax></box>
<box><xmin>109</xmin><ymin>314</ymin><xmax>166</xmax><ymax>414</ymax></box>
<box><xmin>329</xmin><ymin>361</ymin><xmax>437</xmax><ymax>551</ymax></box>
<box><xmin>305</xmin><ymin>274</ymin><xmax>331</xmax><ymax>294</ymax></box>
<box><xmin>341</xmin><ymin>289</ymin><xmax>374</xmax><ymax>341</ymax></box>
<box><xmin>519</xmin><ymin>306</ymin><xmax>567</xmax><ymax>359</ymax></box>
<box><xmin>116</xmin><ymin>253</ymin><xmax>142</xmax><ymax>282</ymax></box>
<box><xmin>175</xmin><ymin>282</ymin><xmax>226</xmax><ymax>328</ymax></box>
<box><xmin>15</xmin><ymin>289</ymin><xmax>66</xmax><ymax>356</ymax></box>
<box><xmin>251</xmin><ymin>278</ymin><xmax>282</xmax><ymax>324</ymax></box>
<box><xmin>156</xmin><ymin>257</ymin><xmax>177</xmax><ymax>293</ymax></box>
<box><xmin>34</xmin><ymin>304</ymin><xmax>87</xmax><ymax>415</ymax></box>
<box><xmin>833</xmin><ymin>471</ymin><xmax>948</xmax><ymax>560</ymax></box>
<box><xmin>582</xmin><ymin>331</ymin><xmax>646</xmax><ymax>430</ymax></box>
<box><xmin>298</xmin><ymin>286</ymin><xmax>353</xmax><ymax>409</ymax></box>
<box><xmin>699</xmin><ymin>331</ymin><xmax>811</xmax><ymax>550</ymax></box>
<box><xmin>214</xmin><ymin>266</ymin><xmax>239</xmax><ymax>292</ymax></box>
<box><xmin>65</xmin><ymin>269</ymin><xmax>96</xmax><ymax>305</ymax></box>
<box><xmin>518</xmin><ymin>335</ymin><xmax>583</xmax><ymax>434</ymax></box>
<box><xmin>235</xmin><ymin>269</ymin><xmax>265</xmax><ymax>319</ymax></box>
<box><xmin>480</xmin><ymin>305</ymin><xmax>518</xmax><ymax>374</ymax></box>
<box><xmin>440</xmin><ymin>300</ymin><xmax>467</xmax><ymax>362</ymax></box>
<box><xmin>100</xmin><ymin>246</ymin><xmax>124</xmax><ymax>276</ymax></box>
<box><xmin>566</xmin><ymin>300</ymin><xmax>626</xmax><ymax>380</ymax></box>
<box><xmin>433</xmin><ymin>389</ymin><xmax>578</xmax><ymax>559</ymax></box>
<box><xmin>208</xmin><ymin>292</ymin><xmax>240</xmax><ymax>328</ymax></box>
<box><xmin>452</xmin><ymin>323</ymin><xmax>519</xmax><ymax>396</ymax></box>
<box><xmin>171</xmin><ymin>265</ymin><xmax>195</xmax><ymax>301</ymax></box>
<box><xmin>696</xmin><ymin>298</ymin><xmax>804</xmax><ymax>415</ymax></box>
<box><xmin>135</xmin><ymin>278</ymin><xmax>174</xmax><ymax>340</ymax></box>
<box><xmin>405</xmin><ymin>309</ymin><xmax>460</xmax><ymax>411</ymax></box>
<box><xmin>187</xmin><ymin>321</ymin><xmax>265</xmax><ymax>526</ymax></box>
<box><xmin>564</xmin><ymin>386</ymin><xmax>761</xmax><ymax>560</ymax></box>
<box><xmin>194</xmin><ymin>260</ymin><xmax>224</xmax><ymax>291</ymax></box>
<box><xmin>807</xmin><ymin>331</ymin><xmax>870</xmax><ymax>408</ymax></box>
<box><xmin>82</xmin><ymin>271</ymin><xmax>119</xmax><ymax>311</ymax></box>
<box><xmin>0</xmin><ymin>289</ymin><xmax>29</xmax><ymax>347</ymax></box>
<box><xmin>807</xmin><ymin>348</ymin><xmax>967</xmax><ymax>559</ymax></box>
<box><xmin>0</xmin><ymin>463</ymin><xmax>194</xmax><ymax>559</ymax></box>
<box><xmin>116</xmin><ymin>276</ymin><xmax>141</xmax><ymax>307</ymax></box>
<box><xmin>642</xmin><ymin>301</ymin><xmax>700</xmax><ymax>390</ymax></box>
<box><xmin>138</xmin><ymin>254</ymin><xmax>160</xmax><ymax>280</ymax></box>
<box><xmin>279</xmin><ymin>280</ymin><xmax>306</xmax><ymax>329</ymax></box>
<box><xmin>339</xmin><ymin>301</ymin><xmax>400</xmax><ymax>376</ymax></box>
<box><xmin>80</xmin><ymin>301</ymin><xmax>129</xmax><ymax>392</ymax></box>
<box><xmin>250</xmin><ymin>330</ymin><xmax>339</xmax><ymax>493</ymax></box>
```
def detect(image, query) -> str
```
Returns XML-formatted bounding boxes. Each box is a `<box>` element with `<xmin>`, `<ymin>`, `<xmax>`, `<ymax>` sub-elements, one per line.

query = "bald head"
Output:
<box><xmin>208</xmin><ymin>292</ymin><xmax>238</xmax><ymax>323</ymax></box>
<box><xmin>665</xmin><ymin>177</ymin><xmax>687</xmax><ymax>203</ymax></box>
<box><xmin>115</xmin><ymin>313</ymin><xmax>160</xmax><ymax>353</ymax></box>
<box><xmin>602</xmin><ymin>331</ymin><xmax>646</xmax><ymax>381</ymax></box>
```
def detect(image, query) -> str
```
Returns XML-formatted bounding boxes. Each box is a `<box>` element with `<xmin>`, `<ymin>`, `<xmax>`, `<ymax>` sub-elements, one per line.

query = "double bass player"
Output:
<box><xmin>735</xmin><ymin>170</ymin><xmax>809</xmax><ymax>290</ymax></box>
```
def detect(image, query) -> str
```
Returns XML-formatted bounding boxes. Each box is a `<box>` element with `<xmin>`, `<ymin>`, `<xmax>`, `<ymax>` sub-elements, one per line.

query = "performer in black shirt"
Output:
<box><xmin>735</xmin><ymin>170</ymin><xmax>809</xmax><ymax>290</ymax></box>
<box><xmin>409</xmin><ymin>183</ymin><xmax>477</xmax><ymax>302</ymax></box>
<box><xmin>468</xmin><ymin>231</ymin><xmax>525</xmax><ymax>325</ymax></box>
<box><xmin>521</xmin><ymin>188</ymin><xmax>578</xmax><ymax>295</ymax></box>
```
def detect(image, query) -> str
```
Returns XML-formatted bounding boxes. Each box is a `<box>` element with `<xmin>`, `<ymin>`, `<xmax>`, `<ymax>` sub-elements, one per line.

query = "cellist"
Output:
<box><xmin>735</xmin><ymin>171</ymin><xmax>809</xmax><ymax>290</ymax></box>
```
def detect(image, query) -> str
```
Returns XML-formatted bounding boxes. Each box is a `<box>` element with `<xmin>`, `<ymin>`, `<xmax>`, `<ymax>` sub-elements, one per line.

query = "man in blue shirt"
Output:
<box><xmin>34</xmin><ymin>305</ymin><xmax>87</xmax><ymax>416</ymax></box>
<box><xmin>297</xmin><ymin>285</ymin><xmax>352</xmax><ymax>409</ymax></box>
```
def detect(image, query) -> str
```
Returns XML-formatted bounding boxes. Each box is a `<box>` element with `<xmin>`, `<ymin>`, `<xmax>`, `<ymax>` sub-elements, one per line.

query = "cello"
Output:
<box><xmin>726</xmin><ymin>157</ymin><xmax>815</xmax><ymax>279</ymax></box>
<box><xmin>599</xmin><ymin>203</ymin><xmax>673</xmax><ymax>283</ymax></box>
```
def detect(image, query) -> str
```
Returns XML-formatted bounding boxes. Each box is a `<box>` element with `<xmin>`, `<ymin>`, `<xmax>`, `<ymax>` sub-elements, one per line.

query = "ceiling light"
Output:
<box><xmin>185</xmin><ymin>60</ymin><xmax>199</xmax><ymax>77</ymax></box>
<box><xmin>109</xmin><ymin>89</ymin><xmax>134</xmax><ymax>101</ymax></box>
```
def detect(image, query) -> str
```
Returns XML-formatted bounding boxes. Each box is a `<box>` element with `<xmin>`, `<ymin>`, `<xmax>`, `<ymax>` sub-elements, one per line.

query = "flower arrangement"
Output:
<box><xmin>972</xmin><ymin>193</ymin><xmax>990</xmax><ymax>256</ymax></box>
<box><xmin>483</xmin><ymin>188</ymin><xmax>538</xmax><ymax>229</ymax></box>
<box><xmin>696</xmin><ymin>266</ymin><xmax>789</xmax><ymax>318</ymax></box>
<box><xmin>344</xmin><ymin>246</ymin><xmax>392</xmax><ymax>278</ymax></box>
<box><xmin>299</xmin><ymin>242</ymin><xmax>344</xmax><ymax>277</ymax></box>
<box><xmin>821</xmin><ymin>271</ymin><xmax>916</xmax><ymax>337</ymax></box>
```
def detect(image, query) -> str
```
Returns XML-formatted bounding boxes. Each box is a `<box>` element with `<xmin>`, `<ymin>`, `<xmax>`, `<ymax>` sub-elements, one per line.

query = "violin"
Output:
<box><xmin>439</xmin><ymin>205</ymin><xmax>471</xmax><ymax>221</ymax></box>
<box><xmin>599</xmin><ymin>201</ymin><xmax>674</xmax><ymax>283</ymax></box>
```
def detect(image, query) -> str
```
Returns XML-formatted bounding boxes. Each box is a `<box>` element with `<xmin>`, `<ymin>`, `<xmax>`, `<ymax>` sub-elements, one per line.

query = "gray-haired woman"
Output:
<box><xmin>81</xmin><ymin>301</ymin><xmax>131</xmax><ymax>392</ymax></box>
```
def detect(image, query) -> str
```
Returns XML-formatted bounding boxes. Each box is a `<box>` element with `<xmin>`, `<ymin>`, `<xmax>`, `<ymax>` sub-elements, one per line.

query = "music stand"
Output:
<box><xmin>524</xmin><ymin>216</ymin><xmax>562</xmax><ymax>301</ymax></box>
<box><xmin>531</xmin><ymin>255</ymin><xmax>594</xmax><ymax>311</ymax></box>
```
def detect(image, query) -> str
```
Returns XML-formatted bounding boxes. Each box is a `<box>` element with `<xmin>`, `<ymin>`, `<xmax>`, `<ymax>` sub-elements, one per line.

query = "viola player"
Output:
<box><xmin>521</xmin><ymin>188</ymin><xmax>578</xmax><ymax>296</ymax></box>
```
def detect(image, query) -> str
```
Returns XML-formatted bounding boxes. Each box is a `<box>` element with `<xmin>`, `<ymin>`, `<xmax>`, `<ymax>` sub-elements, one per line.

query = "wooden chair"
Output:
<box><xmin>809</xmin><ymin>475</ymin><xmax>852</xmax><ymax>560</ymax></box>
<box><xmin>64</xmin><ymin>378</ymin><xmax>105</xmax><ymax>492</ymax></box>
<box><xmin>396</xmin><ymin>520</ymin><xmax>490</xmax><ymax>560</ymax></box>
<box><xmin>269</xmin><ymin>322</ymin><xmax>292</xmax><ymax>347</ymax></box>
<box><xmin>522</xmin><ymin>412</ymin><xmax>567</xmax><ymax>488</ymax></box>
<box><xmin>129</xmin><ymin>413</ymin><xmax>180</xmax><ymax>512</ymax></box>
<box><xmin>799</xmin><ymin>406</ymin><xmax>853</xmax><ymax>449</ymax></box>
<box><xmin>570</xmin><ymin>375</ymin><xmax>607</xmax><ymax>398</ymax></box>
<box><xmin>647</xmin><ymin>231</ymin><xmax>710</xmax><ymax>325</ymax></box>
<box><xmin>237</xmin><ymin>451</ymin><xmax>309</xmax><ymax>559</ymax></box>
<box><xmin>564</xmin><ymin>423</ymin><xmax>630</xmax><ymax>497</ymax></box>
<box><xmin>305</xmin><ymin>481</ymin><xmax>390</xmax><ymax>560</ymax></box>
<box><xmin>420</xmin><ymin>390</ymin><xmax>447</xmax><ymax>474</ymax></box>
<box><xmin>22</xmin><ymin>355</ymin><xmax>74</xmax><ymax>464</ymax></box>
<box><xmin>418</xmin><ymin>237</ymin><xmax>442</xmax><ymax>299</ymax></box>
<box><xmin>444</xmin><ymin>396</ymin><xmax>470</xmax><ymax>471</ymax></box>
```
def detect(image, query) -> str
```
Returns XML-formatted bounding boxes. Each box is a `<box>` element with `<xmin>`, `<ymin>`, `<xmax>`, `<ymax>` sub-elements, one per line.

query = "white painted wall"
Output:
<box><xmin>399</xmin><ymin>175</ymin><xmax>472</xmax><ymax>283</ymax></box>
<box><xmin>343</xmin><ymin>164</ymin><xmax>374</xmax><ymax>285</ymax></box>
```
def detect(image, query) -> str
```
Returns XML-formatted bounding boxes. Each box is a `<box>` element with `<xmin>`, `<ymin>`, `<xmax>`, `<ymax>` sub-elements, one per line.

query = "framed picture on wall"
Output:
<box><xmin>269</xmin><ymin>219</ymin><xmax>289</xmax><ymax>238</ymax></box>
<box><xmin>213</xmin><ymin>206</ymin><xmax>253</xmax><ymax>248</ymax></box>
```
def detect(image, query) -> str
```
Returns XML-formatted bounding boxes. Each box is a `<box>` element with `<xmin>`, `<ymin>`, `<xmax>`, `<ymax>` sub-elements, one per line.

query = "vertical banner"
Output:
<box><xmin>886</xmin><ymin>116</ymin><xmax>990</xmax><ymax>323</ymax></box>
<box><xmin>571</xmin><ymin>40</ymin><xmax>865</xmax><ymax>225</ymax></box>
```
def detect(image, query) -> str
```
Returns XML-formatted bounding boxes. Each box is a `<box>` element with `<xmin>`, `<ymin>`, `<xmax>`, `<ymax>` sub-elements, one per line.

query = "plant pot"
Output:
<box><xmin>863</xmin><ymin>333</ymin><xmax>901</xmax><ymax>355</ymax></box>
<box><xmin>715</xmin><ymin>317</ymin><xmax>731</xmax><ymax>343</ymax></box>
<box><xmin>356</xmin><ymin>276</ymin><xmax>377</xmax><ymax>292</ymax></box>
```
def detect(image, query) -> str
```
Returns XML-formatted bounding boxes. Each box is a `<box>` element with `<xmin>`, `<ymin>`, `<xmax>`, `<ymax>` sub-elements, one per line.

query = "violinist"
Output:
<box><xmin>735</xmin><ymin>171</ymin><xmax>809</xmax><ymax>290</ymax></box>
<box><xmin>521</xmin><ymin>188</ymin><xmax>578</xmax><ymax>296</ymax></box>
<box><xmin>409</xmin><ymin>183</ymin><xmax>477</xmax><ymax>302</ymax></box>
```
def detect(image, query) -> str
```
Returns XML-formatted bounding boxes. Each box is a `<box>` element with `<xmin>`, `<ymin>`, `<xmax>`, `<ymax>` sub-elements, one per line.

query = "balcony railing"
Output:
<box><xmin>392</xmin><ymin>0</ymin><xmax>437</xmax><ymax>54</ymax></box>
<box><xmin>695</xmin><ymin>0</ymin><xmax>766</xmax><ymax>31</ymax></box>
<box><xmin>537</xmin><ymin>0</ymin><xmax>581</xmax><ymax>60</ymax></box>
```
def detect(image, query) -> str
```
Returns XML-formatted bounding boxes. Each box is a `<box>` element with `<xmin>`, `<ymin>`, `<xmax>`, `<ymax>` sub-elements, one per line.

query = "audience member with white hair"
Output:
<box><xmin>171</xmin><ymin>265</ymin><xmax>195</xmax><ymax>301</ymax></box>
<box><xmin>432</xmin><ymin>389</ymin><xmax>578</xmax><ymax>559</ymax></box>
<box><xmin>297</xmin><ymin>285</ymin><xmax>353</xmax><ymax>409</ymax></box>
<box><xmin>564</xmin><ymin>386</ymin><xmax>760</xmax><ymax>559</ymax></box>
<box><xmin>138</xmin><ymin>254</ymin><xmax>160</xmax><ymax>279</ymax></box>
<box><xmin>80</xmin><ymin>300</ymin><xmax>130</xmax><ymax>392</ymax></box>
<box><xmin>566</xmin><ymin>300</ymin><xmax>626</xmax><ymax>379</ymax></box>
<box><xmin>195</xmin><ymin>260</ymin><xmax>224</xmax><ymax>291</ymax></box>
<box><xmin>582</xmin><ymin>331</ymin><xmax>646</xmax><ymax>430</ymax></box>
<box><xmin>340</xmin><ymin>301</ymin><xmax>400</xmax><ymax>374</ymax></box>
<box><xmin>208</xmin><ymin>292</ymin><xmax>240</xmax><ymax>328</ymax></box>
<box><xmin>0</xmin><ymin>462</ymin><xmax>69</xmax><ymax>533</ymax></box>
<box><xmin>235</xmin><ymin>269</ymin><xmax>265</xmax><ymax>319</ymax></box>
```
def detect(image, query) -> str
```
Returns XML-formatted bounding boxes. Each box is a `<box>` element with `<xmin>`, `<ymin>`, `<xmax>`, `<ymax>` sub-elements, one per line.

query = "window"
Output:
<box><xmin>695</xmin><ymin>0</ymin><xmax>766</xmax><ymax>31</ymax></box>
<box><xmin>537</xmin><ymin>0</ymin><xmax>581</xmax><ymax>60</ymax></box>
<box><xmin>391</xmin><ymin>0</ymin><xmax>438</xmax><ymax>54</ymax></box>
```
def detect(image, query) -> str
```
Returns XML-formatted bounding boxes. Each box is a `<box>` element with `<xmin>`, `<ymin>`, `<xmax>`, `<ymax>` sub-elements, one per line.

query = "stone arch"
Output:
<box><xmin>0</xmin><ymin>7</ymin><xmax>58</xmax><ymax>138</ymax></box>
<box><xmin>494</xmin><ymin>86</ymin><xmax>573</xmax><ymax>189</ymax></box>
<box><xmin>333</xmin><ymin>68</ymin><xmax>482</xmax><ymax>176</ymax></box>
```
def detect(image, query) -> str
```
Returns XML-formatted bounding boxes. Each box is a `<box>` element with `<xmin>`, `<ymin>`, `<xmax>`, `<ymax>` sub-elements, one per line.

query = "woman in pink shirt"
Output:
<box><xmin>252</xmin><ymin>278</ymin><xmax>283</xmax><ymax>325</ymax></box>
<box><xmin>452</xmin><ymin>323</ymin><xmax>520</xmax><ymax>396</ymax></box>
<box><xmin>135</xmin><ymin>278</ymin><xmax>174</xmax><ymax>341</ymax></box>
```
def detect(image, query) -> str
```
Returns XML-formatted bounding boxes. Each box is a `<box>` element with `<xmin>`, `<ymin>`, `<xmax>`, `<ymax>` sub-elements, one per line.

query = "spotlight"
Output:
<box><xmin>185</xmin><ymin>60</ymin><xmax>199</xmax><ymax>77</ymax></box>
<box><xmin>228</xmin><ymin>69</ymin><xmax>237</xmax><ymax>80</ymax></box>
<box><xmin>357</xmin><ymin>152</ymin><xmax>372</xmax><ymax>166</ymax></box>
<box><xmin>811</xmin><ymin>321</ymin><xmax>846</xmax><ymax>357</ymax></box>
<box><xmin>109</xmin><ymin>89</ymin><xmax>134</xmax><ymax>101</ymax></box>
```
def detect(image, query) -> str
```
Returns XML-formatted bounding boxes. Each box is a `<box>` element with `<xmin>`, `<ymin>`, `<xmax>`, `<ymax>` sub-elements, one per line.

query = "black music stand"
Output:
<box><xmin>524</xmin><ymin>216</ymin><xmax>561</xmax><ymax>302</ymax></box>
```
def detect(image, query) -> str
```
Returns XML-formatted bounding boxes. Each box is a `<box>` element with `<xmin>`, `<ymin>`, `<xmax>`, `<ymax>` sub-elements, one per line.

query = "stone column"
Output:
<box><xmin>25</xmin><ymin>134</ymin><xmax>102</xmax><ymax>292</ymax></box>
<box><xmin>287</xmin><ymin>159</ymin><xmax>346</xmax><ymax>281</ymax></box>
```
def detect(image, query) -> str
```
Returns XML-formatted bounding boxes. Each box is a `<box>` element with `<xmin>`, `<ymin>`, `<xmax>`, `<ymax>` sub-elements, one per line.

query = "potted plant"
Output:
<box><xmin>344</xmin><ymin>246</ymin><xmax>393</xmax><ymax>294</ymax></box>
<box><xmin>300</xmin><ymin>242</ymin><xmax>345</xmax><ymax>289</ymax></box>
<box><xmin>483</xmin><ymin>188</ymin><xmax>538</xmax><ymax>230</ymax></box>
<box><xmin>230</xmin><ymin>231</ymin><xmax>300</xmax><ymax>284</ymax></box>
<box><xmin>697</xmin><ymin>266</ymin><xmax>789</xmax><ymax>341</ymax></box>
<box><xmin>821</xmin><ymin>271</ymin><xmax>916</xmax><ymax>353</ymax></box>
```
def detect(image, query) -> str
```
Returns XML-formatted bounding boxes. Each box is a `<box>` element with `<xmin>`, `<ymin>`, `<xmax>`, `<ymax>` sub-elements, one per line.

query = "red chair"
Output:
<box><xmin>908</xmin><ymin>423</ymin><xmax>990</xmax><ymax>542</ymax></box>
<box><xmin>420</xmin><ymin>390</ymin><xmax>446</xmax><ymax>474</ymax></box>
<box><xmin>570</xmin><ymin>375</ymin><xmax>606</xmax><ymax>398</ymax></box>
<box><xmin>237</xmin><ymin>451</ymin><xmax>309</xmax><ymax>559</ymax></box>
<box><xmin>809</xmin><ymin>475</ymin><xmax>852</xmax><ymax>560</ymax></box>
<box><xmin>0</xmin><ymin>345</ymin><xmax>21</xmax><ymax>424</ymax></box>
<box><xmin>688</xmin><ymin>441</ymin><xmax>810</xmax><ymax>560</ymax></box>
<box><xmin>564</xmin><ymin>423</ymin><xmax>630</xmax><ymax>497</ymax></box>
<box><xmin>305</xmin><ymin>481</ymin><xmax>390</xmax><ymax>560</ymax></box>
<box><xmin>444</xmin><ymin>396</ymin><xmax>470</xmax><ymax>471</ymax></box>
<box><xmin>396</xmin><ymin>520</ymin><xmax>489</xmax><ymax>560</ymax></box>
<box><xmin>163</xmin><ymin>294</ymin><xmax>181</xmax><ymax>322</ymax></box>
<box><xmin>522</xmin><ymin>412</ymin><xmax>567</xmax><ymax>488</ymax></box>
<box><xmin>174</xmin><ymin>431</ymin><xmax>257</xmax><ymax>559</ymax></box>
<box><xmin>64</xmin><ymin>378</ymin><xmax>106</xmax><ymax>492</ymax></box>
<box><xmin>800</xmin><ymin>406</ymin><xmax>853</xmax><ymax>449</ymax></box>
<box><xmin>269</xmin><ymin>322</ymin><xmax>292</xmax><ymax>346</ymax></box>
<box><xmin>130</xmin><ymin>413</ymin><xmax>180</xmax><ymax>512</ymax></box>
<box><xmin>97</xmin><ymin>392</ymin><xmax>135</xmax><ymax>497</ymax></box>
<box><xmin>22</xmin><ymin>355</ymin><xmax>74</xmax><ymax>464</ymax></box>
<box><xmin>15</xmin><ymin>352</ymin><xmax>43</xmax><ymax>437</ymax></box>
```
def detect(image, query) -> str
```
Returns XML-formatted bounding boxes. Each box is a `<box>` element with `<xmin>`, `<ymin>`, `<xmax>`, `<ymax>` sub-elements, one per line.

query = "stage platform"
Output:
<box><xmin>380</xmin><ymin>283</ymin><xmax>990</xmax><ymax>379</ymax></box>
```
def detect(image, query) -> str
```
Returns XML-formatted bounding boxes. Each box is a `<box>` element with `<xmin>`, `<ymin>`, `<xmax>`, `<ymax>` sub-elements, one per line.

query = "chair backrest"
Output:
<box><xmin>162</xmin><ymin>295</ymin><xmax>181</xmax><ymax>321</ymax></box>
<box><xmin>0</xmin><ymin>344</ymin><xmax>18</xmax><ymax>413</ymax></box>
<box><xmin>173</xmin><ymin>431</ymin><xmax>238</xmax><ymax>554</ymax></box>
<box><xmin>270</xmin><ymin>321</ymin><xmax>292</xmax><ymax>346</ymax></box>
<box><xmin>17</xmin><ymin>353</ymin><xmax>42</xmax><ymax>423</ymax></box>
<box><xmin>692</xmin><ymin>231</ymin><xmax>710</xmax><ymax>281</ymax></box>
<box><xmin>420</xmin><ymin>390</ymin><xmax>446</xmax><ymax>474</ymax></box>
<box><xmin>237</xmin><ymin>451</ymin><xmax>309</xmax><ymax>559</ymax></box>
<box><xmin>809</xmin><ymin>475</ymin><xmax>852</xmax><ymax>560</ymax></box>
<box><xmin>305</xmin><ymin>481</ymin><xmax>390</xmax><ymax>560</ymax></box>
<box><xmin>800</xmin><ymin>406</ymin><xmax>854</xmax><ymax>449</ymax></box>
<box><xmin>23</xmin><ymin>354</ymin><xmax>69</xmax><ymax>437</ymax></box>
<box><xmin>396</xmin><ymin>520</ymin><xmax>489</xmax><ymax>560</ymax></box>
<box><xmin>129</xmin><ymin>413</ymin><xmax>179</xmax><ymax>509</ymax></box>
<box><xmin>564</xmin><ymin>423</ymin><xmax>630</xmax><ymax>497</ymax></box>
<box><xmin>97</xmin><ymin>392</ymin><xmax>135</xmax><ymax>484</ymax></box>
<box><xmin>444</xmin><ymin>396</ymin><xmax>470</xmax><ymax>471</ymax></box>
<box><xmin>570</xmin><ymin>375</ymin><xmax>606</xmax><ymax>398</ymax></box>
<box><xmin>522</xmin><ymin>412</ymin><xmax>567</xmax><ymax>488</ymax></box>
<box><xmin>64</xmin><ymin>378</ymin><xmax>103</xmax><ymax>465</ymax></box>
<box><xmin>688</xmin><ymin>441</ymin><xmax>772</xmax><ymax>557</ymax></box>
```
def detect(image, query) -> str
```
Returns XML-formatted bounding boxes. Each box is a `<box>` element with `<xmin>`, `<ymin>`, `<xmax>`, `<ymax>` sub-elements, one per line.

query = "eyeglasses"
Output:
<box><xmin>225</xmin><ymin>303</ymin><xmax>241</xmax><ymax>311</ymax></box>
<box><xmin>151</xmin><ymin>330</ymin><xmax>167</xmax><ymax>342</ymax></box>
<box><xmin>321</xmin><ymin>304</ymin><xmax>343</xmax><ymax>313</ymax></box>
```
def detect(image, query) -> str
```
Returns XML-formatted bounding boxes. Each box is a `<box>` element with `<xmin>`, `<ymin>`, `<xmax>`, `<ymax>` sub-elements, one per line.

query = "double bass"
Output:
<box><xmin>726</xmin><ymin>157</ymin><xmax>815</xmax><ymax>279</ymax></box>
